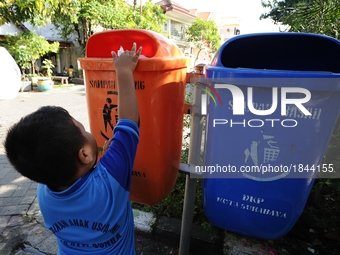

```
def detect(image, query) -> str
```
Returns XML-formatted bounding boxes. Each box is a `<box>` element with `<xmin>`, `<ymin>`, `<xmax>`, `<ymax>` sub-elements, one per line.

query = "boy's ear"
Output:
<box><xmin>78</xmin><ymin>146</ymin><xmax>93</xmax><ymax>164</ymax></box>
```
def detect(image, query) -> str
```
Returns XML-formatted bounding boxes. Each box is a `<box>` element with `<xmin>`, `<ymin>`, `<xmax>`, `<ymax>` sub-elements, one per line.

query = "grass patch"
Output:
<box><xmin>53</xmin><ymin>83</ymin><xmax>75</xmax><ymax>88</ymax></box>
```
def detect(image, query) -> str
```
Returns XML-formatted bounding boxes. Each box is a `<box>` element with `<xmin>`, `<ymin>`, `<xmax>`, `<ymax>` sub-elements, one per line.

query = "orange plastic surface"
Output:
<box><xmin>79</xmin><ymin>29</ymin><xmax>190</xmax><ymax>205</ymax></box>
<box><xmin>85</xmin><ymin>29</ymin><xmax>184</xmax><ymax>59</ymax></box>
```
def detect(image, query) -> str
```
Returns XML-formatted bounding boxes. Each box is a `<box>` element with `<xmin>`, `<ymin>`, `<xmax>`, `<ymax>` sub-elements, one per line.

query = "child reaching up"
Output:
<box><xmin>4</xmin><ymin>43</ymin><xmax>142</xmax><ymax>254</ymax></box>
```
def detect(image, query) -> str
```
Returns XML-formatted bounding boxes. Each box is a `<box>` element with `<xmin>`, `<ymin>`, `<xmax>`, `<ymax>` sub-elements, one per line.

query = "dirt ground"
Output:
<box><xmin>239</xmin><ymin>184</ymin><xmax>340</xmax><ymax>255</ymax></box>
<box><xmin>134</xmin><ymin>232</ymin><xmax>180</xmax><ymax>255</ymax></box>
<box><xmin>136</xmin><ymin>180</ymin><xmax>340</xmax><ymax>255</ymax></box>
<box><xmin>134</xmin><ymin>184</ymin><xmax>340</xmax><ymax>255</ymax></box>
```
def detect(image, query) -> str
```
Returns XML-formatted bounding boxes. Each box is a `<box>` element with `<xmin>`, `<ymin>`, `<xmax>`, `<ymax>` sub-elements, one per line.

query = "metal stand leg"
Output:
<box><xmin>179</xmin><ymin>84</ymin><xmax>204</xmax><ymax>255</ymax></box>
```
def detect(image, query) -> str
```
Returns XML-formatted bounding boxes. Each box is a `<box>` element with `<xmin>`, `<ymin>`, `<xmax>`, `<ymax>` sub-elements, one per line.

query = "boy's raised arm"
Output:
<box><xmin>111</xmin><ymin>43</ymin><xmax>142</xmax><ymax>125</ymax></box>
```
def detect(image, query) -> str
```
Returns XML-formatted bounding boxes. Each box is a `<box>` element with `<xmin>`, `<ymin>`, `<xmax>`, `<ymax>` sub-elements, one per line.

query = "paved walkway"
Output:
<box><xmin>0</xmin><ymin>86</ymin><xmax>89</xmax><ymax>254</ymax></box>
<box><xmin>0</xmin><ymin>86</ymin><xmax>216</xmax><ymax>255</ymax></box>
<box><xmin>0</xmin><ymin>85</ymin><xmax>273</xmax><ymax>255</ymax></box>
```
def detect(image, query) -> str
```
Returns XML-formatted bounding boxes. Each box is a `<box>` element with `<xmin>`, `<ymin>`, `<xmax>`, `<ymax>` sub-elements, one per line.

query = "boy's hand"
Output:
<box><xmin>111</xmin><ymin>43</ymin><xmax>142</xmax><ymax>124</ymax></box>
<box><xmin>111</xmin><ymin>43</ymin><xmax>142</xmax><ymax>73</ymax></box>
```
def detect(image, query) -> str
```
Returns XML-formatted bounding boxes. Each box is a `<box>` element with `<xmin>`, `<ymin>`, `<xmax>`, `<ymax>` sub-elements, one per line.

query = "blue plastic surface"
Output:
<box><xmin>203</xmin><ymin>33</ymin><xmax>340</xmax><ymax>240</ymax></box>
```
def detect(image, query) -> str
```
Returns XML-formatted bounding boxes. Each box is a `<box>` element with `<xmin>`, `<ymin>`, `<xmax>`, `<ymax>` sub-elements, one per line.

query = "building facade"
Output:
<box><xmin>0</xmin><ymin>23</ymin><xmax>79</xmax><ymax>76</ymax></box>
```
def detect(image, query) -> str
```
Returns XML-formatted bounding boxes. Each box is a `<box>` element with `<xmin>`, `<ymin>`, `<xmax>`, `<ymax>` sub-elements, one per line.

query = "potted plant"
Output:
<box><xmin>3</xmin><ymin>31</ymin><xmax>59</xmax><ymax>78</ymax></box>
<box><xmin>20</xmin><ymin>74</ymin><xmax>32</xmax><ymax>92</ymax></box>
<box><xmin>37</xmin><ymin>59</ymin><xmax>54</xmax><ymax>91</ymax></box>
<box><xmin>27</xmin><ymin>73</ymin><xmax>38</xmax><ymax>82</ymax></box>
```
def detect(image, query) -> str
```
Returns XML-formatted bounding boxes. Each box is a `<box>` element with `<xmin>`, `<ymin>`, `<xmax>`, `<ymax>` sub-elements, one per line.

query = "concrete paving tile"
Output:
<box><xmin>0</xmin><ymin>172</ymin><xmax>21</xmax><ymax>185</ymax></box>
<box><xmin>0</xmin><ymin>244</ymin><xmax>7</xmax><ymax>253</ymax></box>
<box><xmin>2</xmin><ymin>162</ymin><xmax>16</xmax><ymax>170</ymax></box>
<box><xmin>26</xmin><ymin>224</ymin><xmax>57</xmax><ymax>253</ymax></box>
<box><xmin>0</xmin><ymin>197</ymin><xmax>21</xmax><ymax>206</ymax></box>
<box><xmin>0</xmin><ymin>184</ymin><xmax>17</xmax><ymax>197</ymax></box>
<box><xmin>27</xmin><ymin>198</ymin><xmax>44</xmax><ymax>226</ymax></box>
<box><xmin>12</xmin><ymin>175</ymin><xmax>31</xmax><ymax>184</ymax></box>
<box><xmin>0</xmin><ymin>156</ymin><xmax>9</xmax><ymax>164</ymax></box>
<box><xmin>13</xmin><ymin>250</ymin><xmax>30</xmax><ymax>255</ymax></box>
<box><xmin>0</xmin><ymin>204</ymin><xmax>29</xmax><ymax>216</ymax></box>
<box><xmin>8</xmin><ymin>215</ymin><xmax>24</xmax><ymax>227</ymax></box>
<box><xmin>12</xmin><ymin>183</ymin><xmax>31</xmax><ymax>197</ymax></box>
<box><xmin>0</xmin><ymin>167</ymin><xmax>10</xmax><ymax>179</ymax></box>
<box><xmin>0</xmin><ymin>215</ymin><xmax>11</xmax><ymax>234</ymax></box>
<box><xmin>20</xmin><ymin>188</ymin><xmax>37</xmax><ymax>205</ymax></box>
<box><xmin>29</xmin><ymin>182</ymin><xmax>38</xmax><ymax>190</ymax></box>
<box><xmin>35</xmin><ymin>233</ymin><xmax>58</xmax><ymax>255</ymax></box>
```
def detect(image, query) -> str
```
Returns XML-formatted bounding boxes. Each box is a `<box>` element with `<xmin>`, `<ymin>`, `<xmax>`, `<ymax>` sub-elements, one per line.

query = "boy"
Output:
<box><xmin>4</xmin><ymin>43</ymin><xmax>142</xmax><ymax>254</ymax></box>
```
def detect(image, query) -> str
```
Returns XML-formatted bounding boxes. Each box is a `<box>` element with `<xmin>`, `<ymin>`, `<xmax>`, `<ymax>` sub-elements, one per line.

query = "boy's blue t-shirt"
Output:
<box><xmin>37</xmin><ymin>119</ymin><xmax>139</xmax><ymax>255</ymax></box>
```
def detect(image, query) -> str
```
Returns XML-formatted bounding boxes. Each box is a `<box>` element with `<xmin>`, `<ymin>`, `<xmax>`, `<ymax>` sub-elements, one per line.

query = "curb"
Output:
<box><xmin>133</xmin><ymin>209</ymin><xmax>157</xmax><ymax>233</ymax></box>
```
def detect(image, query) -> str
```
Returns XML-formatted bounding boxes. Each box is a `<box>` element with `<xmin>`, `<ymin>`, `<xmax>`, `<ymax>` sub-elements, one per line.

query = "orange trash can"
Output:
<box><xmin>78</xmin><ymin>29</ymin><xmax>190</xmax><ymax>205</ymax></box>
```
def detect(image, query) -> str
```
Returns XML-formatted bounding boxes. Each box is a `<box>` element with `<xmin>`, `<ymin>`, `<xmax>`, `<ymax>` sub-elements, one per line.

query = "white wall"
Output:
<box><xmin>0</xmin><ymin>23</ymin><xmax>22</xmax><ymax>35</ymax></box>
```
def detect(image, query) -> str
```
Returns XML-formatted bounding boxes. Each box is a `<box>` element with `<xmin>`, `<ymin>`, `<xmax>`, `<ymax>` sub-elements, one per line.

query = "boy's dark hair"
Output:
<box><xmin>4</xmin><ymin>106</ymin><xmax>86</xmax><ymax>188</ymax></box>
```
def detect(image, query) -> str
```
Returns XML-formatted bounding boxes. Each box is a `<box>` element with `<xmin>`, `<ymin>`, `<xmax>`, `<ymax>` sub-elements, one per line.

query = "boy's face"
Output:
<box><xmin>73</xmin><ymin>119</ymin><xmax>98</xmax><ymax>167</ymax></box>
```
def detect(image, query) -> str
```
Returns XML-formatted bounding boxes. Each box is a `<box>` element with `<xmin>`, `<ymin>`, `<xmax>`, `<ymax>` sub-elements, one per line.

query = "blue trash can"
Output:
<box><xmin>202</xmin><ymin>33</ymin><xmax>340</xmax><ymax>240</ymax></box>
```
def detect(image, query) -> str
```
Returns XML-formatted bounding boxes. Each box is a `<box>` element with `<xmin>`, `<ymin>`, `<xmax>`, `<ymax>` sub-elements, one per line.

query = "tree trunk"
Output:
<box><xmin>32</xmin><ymin>60</ymin><xmax>35</xmax><ymax>74</ymax></box>
<box><xmin>194</xmin><ymin>48</ymin><xmax>203</xmax><ymax>67</ymax></box>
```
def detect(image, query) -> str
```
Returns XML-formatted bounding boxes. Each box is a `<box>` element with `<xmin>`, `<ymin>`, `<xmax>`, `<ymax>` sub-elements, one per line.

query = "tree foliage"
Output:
<box><xmin>127</xmin><ymin>1</ymin><xmax>167</xmax><ymax>34</ymax></box>
<box><xmin>51</xmin><ymin>0</ymin><xmax>128</xmax><ymax>51</ymax></box>
<box><xmin>0</xmin><ymin>0</ymin><xmax>71</xmax><ymax>26</ymax></box>
<box><xmin>0</xmin><ymin>0</ymin><xmax>167</xmax><ymax>52</ymax></box>
<box><xmin>186</xmin><ymin>18</ymin><xmax>221</xmax><ymax>52</ymax></box>
<box><xmin>262</xmin><ymin>0</ymin><xmax>340</xmax><ymax>195</ymax></box>
<box><xmin>261</xmin><ymin>0</ymin><xmax>301</xmax><ymax>25</ymax></box>
<box><xmin>52</xmin><ymin>0</ymin><xmax>167</xmax><ymax>50</ymax></box>
<box><xmin>261</xmin><ymin>0</ymin><xmax>340</xmax><ymax>38</ymax></box>
<box><xmin>2</xmin><ymin>31</ymin><xmax>59</xmax><ymax>73</ymax></box>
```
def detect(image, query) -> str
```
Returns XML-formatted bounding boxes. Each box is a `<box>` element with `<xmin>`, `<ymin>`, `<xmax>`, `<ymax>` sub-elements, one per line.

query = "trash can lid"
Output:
<box><xmin>86</xmin><ymin>29</ymin><xmax>183</xmax><ymax>58</ymax></box>
<box><xmin>212</xmin><ymin>32</ymin><xmax>340</xmax><ymax>73</ymax></box>
<box><xmin>206</xmin><ymin>32</ymin><xmax>340</xmax><ymax>91</ymax></box>
<box><xmin>79</xmin><ymin>29</ymin><xmax>190</xmax><ymax>71</ymax></box>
